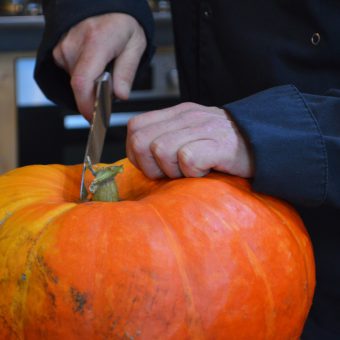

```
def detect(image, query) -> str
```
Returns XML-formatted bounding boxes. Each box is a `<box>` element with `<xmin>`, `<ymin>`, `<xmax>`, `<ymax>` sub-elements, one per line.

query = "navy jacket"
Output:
<box><xmin>35</xmin><ymin>1</ymin><xmax>340</xmax><ymax>338</ymax></box>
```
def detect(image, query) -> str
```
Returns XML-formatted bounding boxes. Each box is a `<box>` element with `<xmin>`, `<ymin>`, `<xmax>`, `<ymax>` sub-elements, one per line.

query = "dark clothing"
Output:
<box><xmin>35</xmin><ymin>0</ymin><xmax>340</xmax><ymax>338</ymax></box>
<box><xmin>35</xmin><ymin>0</ymin><xmax>154</xmax><ymax>110</ymax></box>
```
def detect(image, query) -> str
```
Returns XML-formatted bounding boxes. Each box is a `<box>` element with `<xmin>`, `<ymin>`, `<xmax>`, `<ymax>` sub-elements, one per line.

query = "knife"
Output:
<box><xmin>80</xmin><ymin>70</ymin><xmax>113</xmax><ymax>200</ymax></box>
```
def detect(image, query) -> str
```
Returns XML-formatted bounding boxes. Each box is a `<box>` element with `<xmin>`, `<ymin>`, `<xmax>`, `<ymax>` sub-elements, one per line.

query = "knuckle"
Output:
<box><xmin>52</xmin><ymin>47</ymin><xmax>64</xmax><ymax>67</ymax></box>
<box><xmin>84</xmin><ymin>25</ymin><xmax>100</xmax><ymax>43</ymax></box>
<box><xmin>176</xmin><ymin>102</ymin><xmax>201</xmax><ymax>112</ymax></box>
<box><xmin>70</xmin><ymin>75</ymin><xmax>87</xmax><ymax>93</ymax></box>
<box><xmin>175</xmin><ymin>105</ymin><xmax>208</xmax><ymax>122</ymax></box>
<box><xmin>58</xmin><ymin>39</ymin><xmax>73</xmax><ymax>60</ymax></box>
<box><xmin>135</xmin><ymin>31</ymin><xmax>147</xmax><ymax>52</ymax></box>
<box><xmin>127</xmin><ymin>116</ymin><xmax>142</xmax><ymax>133</ymax></box>
<box><xmin>129</xmin><ymin>132</ymin><xmax>147</xmax><ymax>156</ymax></box>
<box><xmin>118</xmin><ymin>64</ymin><xmax>136</xmax><ymax>83</ymax></box>
<box><xmin>182</xmin><ymin>110</ymin><xmax>201</xmax><ymax>122</ymax></box>
<box><xmin>178</xmin><ymin>146</ymin><xmax>195</xmax><ymax>169</ymax></box>
<box><xmin>150</xmin><ymin>140</ymin><xmax>168</xmax><ymax>159</ymax></box>
<box><xmin>151</xmin><ymin>141</ymin><xmax>182</xmax><ymax>179</ymax></box>
<box><xmin>178</xmin><ymin>146</ymin><xmax>206</xmax><ymax>178</ymax></box>
<box><xmin>52</xmin><ymin>46</ymin><xmax>60</xmax><ymax>60</ymax></box>
<box><xmin>177</xmin><ymin>102</ymin><xmax>193</xmax><ymax>110</ymax></box>
<box><xmin>59</xmin><ymin>38</ymin><xmax>68</xmax><ymax>53</ymax></box>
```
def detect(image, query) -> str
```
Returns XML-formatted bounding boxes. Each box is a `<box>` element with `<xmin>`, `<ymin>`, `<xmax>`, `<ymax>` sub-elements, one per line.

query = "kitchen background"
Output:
<box><xmin>0</xmin><ymin>0</ymin><xmax>179</xmax><ymax>174</ymax></box>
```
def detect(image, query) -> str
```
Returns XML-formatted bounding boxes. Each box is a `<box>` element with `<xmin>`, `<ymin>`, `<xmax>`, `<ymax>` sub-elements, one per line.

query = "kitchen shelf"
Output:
<box><xmin>0</xmin><ymin>15</ymin><xmax>44</xmax><ymax>27</ymax></box>
<box><xmin>0</xmin><ymin>12</ymin><xmax>173</xmax><ymax>52</ymax></box>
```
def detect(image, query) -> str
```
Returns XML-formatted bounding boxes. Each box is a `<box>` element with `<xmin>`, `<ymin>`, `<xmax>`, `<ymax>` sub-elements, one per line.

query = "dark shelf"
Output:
<box><xmin>0</xmin><ymin>12</ymin><xmax>173</xmax><ymax>52</ymax></box>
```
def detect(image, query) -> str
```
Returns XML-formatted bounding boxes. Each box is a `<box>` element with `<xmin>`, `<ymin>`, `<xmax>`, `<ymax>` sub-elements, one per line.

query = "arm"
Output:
<box><xmin>126</xmin><ymin>85</ymin><xmax>340</xmax><ymax>209</ymax></box>
<box><xmin>34</xmin><ymin>0</ymin><xmax>154</xmax><ymax>117</ymax></box>
<box><xmin>225</xmin><ymin>84</ymin><xmax>340</xmax><ymax>208</ymax></box>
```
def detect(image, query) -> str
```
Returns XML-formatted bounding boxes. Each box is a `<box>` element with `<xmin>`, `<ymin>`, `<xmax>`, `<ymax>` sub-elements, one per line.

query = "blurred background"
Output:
<box><xmin>0</xmin><ymin>0</ymin><xmax>179</xmax><ymax>174</ymax></box>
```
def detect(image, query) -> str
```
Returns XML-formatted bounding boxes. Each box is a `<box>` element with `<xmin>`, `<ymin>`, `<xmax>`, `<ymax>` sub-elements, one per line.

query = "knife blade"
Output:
<box><xmin>80</xmin><ymin>71</ymin><xmax>112</xmax><ymax>200</ymax></box>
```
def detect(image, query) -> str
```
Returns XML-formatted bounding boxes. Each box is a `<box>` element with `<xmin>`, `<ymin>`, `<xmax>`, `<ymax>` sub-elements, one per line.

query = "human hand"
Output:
<box><xmin>126</xmin><ymin>102</ymin><xmax>254</xmax><ymax>179</ymax></box>
<box><xmin>52</xmin><ymin>13</ymin><xmax>147</xmax><ymax>120</ymax></box>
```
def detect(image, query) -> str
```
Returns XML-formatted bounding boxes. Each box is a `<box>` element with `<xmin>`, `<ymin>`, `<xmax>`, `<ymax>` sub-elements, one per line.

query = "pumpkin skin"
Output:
<box><xmin>0</xmin><ymin>158</ymin><xmax>315</xmax><ymax>339</ymax></box>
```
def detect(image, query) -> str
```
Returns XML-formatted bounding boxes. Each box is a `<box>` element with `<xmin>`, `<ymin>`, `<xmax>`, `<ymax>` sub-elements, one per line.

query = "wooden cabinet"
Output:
<box><xmin>0</xmin><ymin>16</ymin><xmax>43</xmax><ymax>174</ymax></box>
<box><xmin>0</xmin><ymin>52</ymin><xmax>19</xmax><ymax>174</ymax></box>
<box><xmin>0</xmin><ymin>51</ymin><xmax>35</xmax><ymax>174</ymax></box>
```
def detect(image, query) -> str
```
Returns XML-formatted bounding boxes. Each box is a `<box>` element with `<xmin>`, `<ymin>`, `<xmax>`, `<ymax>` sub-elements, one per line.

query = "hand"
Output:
<box><xmin>52</xmin><ymin>13</ymin><xmax>147</xmax><ymax>120</ymax></box>
<box><xmin>127</xmin><ymin>102</ymin><xmax>254</xmax><ymax>179</ymax></box>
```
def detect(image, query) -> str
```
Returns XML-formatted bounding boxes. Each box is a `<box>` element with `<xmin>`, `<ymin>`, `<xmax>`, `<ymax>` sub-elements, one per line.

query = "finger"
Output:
<box><xmin>150</xmin><ymin>127</ymin><xmax>211</xmax><ymax>178</ymax></box>
<box><xmin>127</xmin><ymin>104</ymin><xmax>211</xmax><ymax>177</ymax></box>
<box><xmin>52</xmin><ymin>45</ymin><xmax>67</xmax><ymax>70</ymax></box>
<box><xmin>178</xmin><ymin>139</ymin><xmax>221</xmax><ymax>177</ymax></box>
<box><xmin>177</xmin><ymin>118</ymin><xmax>253</xmax><ymax>178</ymax></box>
<box><xmin>70</xmin><ymin>44</ymin><xmax>112</xmax><ymax>118</ymax></box>
<box><xmin>126</xmin><ymin>141</ymin><xmax>166</xmax><ymax>179</ymax></box>
<box><xmin>126</xmin><ymin>109</ymin><xmax>174</xmax><ymax>166</ymax></box>
<box><xmin>126</xmin><ymin>126</ymin><xmax>166</xmax><ymax>179</ymax></box>
<box><xmin>127</xmin><ymin>112</ymin><xmax>196</xmax><ymax>177</ymax></box>
<box><xmin>112</xmin><ymin>41</ymin><xmax>145</xmax><ymax>100</ymax></box>
<box><xmin>126</xmin><ymin>109</ymin><xmax>178</xmax><ymax>170</ymax></box>
<box><xmin>53</xmin><ymin>34</ymin><xmax>83</xmax><ymax>74</ymax></box>
<box><xmin>111</xmin><ymin>18</ymin><xmax>146</xmax><ymax>99</ymax></box>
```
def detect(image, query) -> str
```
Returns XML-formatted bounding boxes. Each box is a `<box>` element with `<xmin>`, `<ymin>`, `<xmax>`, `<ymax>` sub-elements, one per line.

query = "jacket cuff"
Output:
<box><xmin>35</xmin><ymin>0</ymin><xmax>154</xmax><ymax>111</ymax></box>
<box><xmin>224</xmin><ymin>85</ymin><xmax>328</xmax><ymax>206</ymax></box>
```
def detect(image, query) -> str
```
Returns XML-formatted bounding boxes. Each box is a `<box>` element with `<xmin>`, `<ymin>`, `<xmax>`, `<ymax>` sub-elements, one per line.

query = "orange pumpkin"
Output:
<box><xmin>0</xmin><ymin>158</ymin><xmax>315</xmax><ymax>339</ymax></box>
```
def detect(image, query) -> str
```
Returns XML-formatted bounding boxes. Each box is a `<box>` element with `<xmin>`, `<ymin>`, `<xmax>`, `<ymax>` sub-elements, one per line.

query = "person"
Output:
<box><xmin>34</xmin><ymin>1</ymin><xmax>340</xmax><ymax>338</ymax></box>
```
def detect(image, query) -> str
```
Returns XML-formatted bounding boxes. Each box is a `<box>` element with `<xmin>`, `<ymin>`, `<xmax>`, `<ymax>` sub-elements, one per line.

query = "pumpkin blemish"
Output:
<box><xmin>70</xmin><ymin>287</ymin><xmax>87</xmax><ymax>314</ymax></box>
<box><xmin>37</xmin><ymin>255</ymin><xmax>59</xmax><ymax>284</ymax></box>
<box><xmin>0</xmin><ymin>212</ymin><xmax>12</xmax><ymax>227</ymax></box>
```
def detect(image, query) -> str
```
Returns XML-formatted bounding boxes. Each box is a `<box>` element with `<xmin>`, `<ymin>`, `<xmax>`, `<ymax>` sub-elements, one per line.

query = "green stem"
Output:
<box><xmin>86</xmin><ymin>157</ymin><xmax>123</xmax><ymax>202</ymax></box>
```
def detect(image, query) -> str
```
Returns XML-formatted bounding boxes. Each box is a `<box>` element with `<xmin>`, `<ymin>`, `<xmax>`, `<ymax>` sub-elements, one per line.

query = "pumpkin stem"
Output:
<box><xmin>85</xmin><ymin>157</ymin><xmax>123</xmax><ymax>202</ymax></box>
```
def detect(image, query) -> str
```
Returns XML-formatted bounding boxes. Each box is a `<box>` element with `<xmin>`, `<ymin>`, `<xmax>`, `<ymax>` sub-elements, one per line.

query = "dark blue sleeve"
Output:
<box><xmin>224</xmin><ymin>84</ymin><xmax>340</xmax><ymax>208</ymax></box>
<box><xmin>34</xmin><ymin>0</ymin><xmax>154</xmax><ymax>111</ymax></box>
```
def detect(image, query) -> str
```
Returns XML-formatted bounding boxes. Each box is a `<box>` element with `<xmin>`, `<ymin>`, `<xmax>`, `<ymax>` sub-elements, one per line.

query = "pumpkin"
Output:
<box><xmin>0</xmin><ymin>158</ymin><xmax>315</xmax><ymax>339</ymax></box>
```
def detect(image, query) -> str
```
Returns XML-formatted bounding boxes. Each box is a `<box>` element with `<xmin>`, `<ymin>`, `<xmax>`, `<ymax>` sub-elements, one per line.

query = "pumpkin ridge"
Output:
<box><xmin>48</xmin><ymin>164</ymin><xmax>83</xmax><ymax>198</ymax></box>
<box><xmin>167</xmin><ymin>191</ymin><xmax>276</xmax><ymax>338</ymax></box>
<box><xmin>216</xmin><ymin>190</ymin><xmax>313</xmax><ymax>336</ymax></box>
<box><xmin>251</xmin><ymin>194</ymin><xmax>314</xmax><ymax>311</ymax></box>
<box><xmin>215</xmin><ymin>185</ymin><xmax>313</xmax><ymax>337</ymax></box>
<box><xmin>155</xmin><ymin>175</ymin><xmax>312</xmax><ymax>337</ymax></box>
<box><xmin>3</xmin><ymin>203</ymin><xmax>76</xmax><ymax>335</ymax></box>
<box><xmin>0</xmin><ymin>211</ymin><xmax>13</xmax><ymax>229</ymax></box>
<box><xmin>0</xmin><ymin>313</ymin><xmax>20</xmax><ymax>339</ymax></box>
<box><xmin>0</xmin><ymin>198</ymin><xmax>61</xmax><ymax>227</ymax></box>
<box><xmin>1</xmin><ymin>164</ymin><xmax>77</xmax><ymax>191</ymax></box>
<box><xmin>0</xmin><ymin>164</ymin><xmax>81</xmax><ymax>219</ymax></box>
<box><xmin>145</xmin><ymin>202</ymin><xmax>205</xmax><ymax>340</ymax></box>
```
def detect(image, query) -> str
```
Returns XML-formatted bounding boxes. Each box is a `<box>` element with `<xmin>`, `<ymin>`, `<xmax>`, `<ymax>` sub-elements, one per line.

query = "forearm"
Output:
<box><xmin>224</xmin><ymin>84</ymin><xmax>340</xmax><ymax>208</ymax></box>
